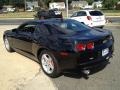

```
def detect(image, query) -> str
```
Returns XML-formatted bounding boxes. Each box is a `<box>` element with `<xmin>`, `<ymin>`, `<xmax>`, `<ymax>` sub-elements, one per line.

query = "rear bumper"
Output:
<box><xmin>53</xmin><ymin>45</ymin><xmax>114</xmax><ymax>70</ymax></box>
<box><xmin>78</xmin><ymin>52</ymin><xmax>112</xmax><ymax>70</ymax></box>
<box><xmin>86</xmin><ymin>21</ymin><xmax>106</xmax><ymax>28</ymax></box>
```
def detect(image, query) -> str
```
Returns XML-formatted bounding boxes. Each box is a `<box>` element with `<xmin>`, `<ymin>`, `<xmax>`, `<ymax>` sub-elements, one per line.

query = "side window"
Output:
<box><xmin>71</xmin><ymin>12</ymin><xmax>77</xmax><ymax>17</ymax></box>
<box><xmin>35</xmin><ymin>24</ymin><xmax>50</xmax><ymax>35</ymax></box>
<box><xmin>69</xmin><ymin>23</ymin><xmax>79</xmax><ymax>31</ymax></box>
<box><xmin>19</xmin><ymin>24</ymin><xmax>36</xmax><ymax>33</ymax></box>
<box><xmin>77</xmin><ymin>11</ymin><xmax>87</xmax><ymax>16</ymax></box>
<box><xmin>44</xmin><ymin>24</ymin><xmax>60</xmax><ymax>34</ymax></box>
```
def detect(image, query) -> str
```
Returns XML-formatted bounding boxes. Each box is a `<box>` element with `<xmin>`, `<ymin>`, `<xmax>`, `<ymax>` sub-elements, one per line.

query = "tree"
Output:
<box><xmin>86</xmin><ymin>0</ymin><xmax>94</xmax><ymax>5</ymax></box>
<box><xmin>0</xmin><ymin>0</ymin><xmax>4</xmax><ymax>6</ymax></box>
<box><xmin>38</xmin><ymin>0</ymin><xmax>46</xmax><ymax>8</ymax></box>
<box><xmin>44</xmin><ymin>0</ymin><xmax>52</xmax><ymax>8</ymax></box>
<box><xmin>102</xmin><ymin>0</ymin><xmax>119</xmax><ymax>9</ymax></box>
<box><xmin>38</xmin><ymin>0</ymin><xmax>52</xmax><ymax>9</ymax></box>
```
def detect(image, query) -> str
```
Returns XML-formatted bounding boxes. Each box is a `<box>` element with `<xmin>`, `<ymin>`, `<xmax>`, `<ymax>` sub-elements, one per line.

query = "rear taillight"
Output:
<box><xmin>87</xmin><ymin>16</ymin><xmax>92</xmax><ymax>20</ymax></box>
<box><xmin>75</xmin><ymin>43</ymin><xmax>86</xmax><ymax>52</ymax></box>
<box><xmin>75</xmin><ymin>42</ymin><xmax>94</xmax><ymax>52</ymax></box>
<box><xmin>86</xmin><ymin>42</ymin><xmax>94</xmax><ymax>49</ymax></box>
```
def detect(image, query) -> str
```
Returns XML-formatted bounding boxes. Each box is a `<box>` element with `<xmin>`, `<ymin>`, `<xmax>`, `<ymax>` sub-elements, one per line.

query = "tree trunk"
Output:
<box><xmin>38</xmin><ymin>0</ymin><xmax>46</xmax><ymax>9</ymax></box>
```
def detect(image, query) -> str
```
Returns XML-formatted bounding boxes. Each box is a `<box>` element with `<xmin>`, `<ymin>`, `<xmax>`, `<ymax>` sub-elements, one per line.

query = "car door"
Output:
<box><xmin>34</xmin><ymin>24</ymin><xmax>51</xmax><ymax>47</ymax></box>
<box><xmin>13</xmin><ymin>23</ymin><xmax>36</xmax><ymax>54</ymax></box>
<box><xmin>34</xmin><ymin>23</ymin><xmax>61</xmax><ymax>50</ymax></box>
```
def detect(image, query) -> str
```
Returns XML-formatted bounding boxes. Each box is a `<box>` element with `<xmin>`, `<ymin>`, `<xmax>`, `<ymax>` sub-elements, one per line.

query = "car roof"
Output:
<box><xmin>75</xmin><ymin>9</ymin><xmax>102</xmax><ymax>12</ymax></box>
<box><xmin>80</xmin><ymin>10</ymin><xmax>94</xmax><ymax>11</ymax></box>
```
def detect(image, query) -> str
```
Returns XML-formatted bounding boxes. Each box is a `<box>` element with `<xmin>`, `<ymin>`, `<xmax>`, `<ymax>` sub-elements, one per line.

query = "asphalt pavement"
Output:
<box><xmin>52</xmin><ymin>25</ymin><xmax>120</xmax><ymax>90</ymax></box>
<box><xmin>106</xmin><ymin>17</ymin><xmax>120</xmax><ymax>23</ymax></box>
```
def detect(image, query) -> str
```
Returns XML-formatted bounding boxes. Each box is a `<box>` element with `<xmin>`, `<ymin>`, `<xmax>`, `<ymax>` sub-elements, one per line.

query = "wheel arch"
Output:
<box><xmin>3</xmin><ymin>34</ymin><xmax>6</xmax><ymax>39</ymax></box>
<box><xmin>37</xmin><ymin>48</ymin><xmax>49</xmax><ymax>60</ymax></box>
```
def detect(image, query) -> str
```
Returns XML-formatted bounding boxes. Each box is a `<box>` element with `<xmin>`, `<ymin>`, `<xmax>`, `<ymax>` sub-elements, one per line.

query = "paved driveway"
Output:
<box><xmin>0</xmin><ymin>24</ymin><xmax>120</xmax><ymax>90</ymax></box>
<box><xmin>0</xmin><ymin>25</ymin><xmax>57</xmax><ymax>90</ymax></box>
<box><xmin>52</xmin><ymin>25</ymin><xmax>120</xmax><ymax>90</ymax></box>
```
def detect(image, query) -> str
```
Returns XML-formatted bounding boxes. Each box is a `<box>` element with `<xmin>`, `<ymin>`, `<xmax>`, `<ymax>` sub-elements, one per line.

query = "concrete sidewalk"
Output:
<box><xmin>0</xmin><ymin>25</ymin><xmax>57</xmax><ymax>90</ymax></box>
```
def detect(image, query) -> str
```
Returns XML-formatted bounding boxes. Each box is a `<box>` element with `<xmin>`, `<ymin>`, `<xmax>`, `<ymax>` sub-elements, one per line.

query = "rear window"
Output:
<box><xmin>89</xmin><ymin>11</ymin><xmax>103</xmax><ymax>16</ymax></box>
<box><xmin>48</xmin><ymin>19</ymin><xmax>91</xmax><ymax>35</ymax></box>
<box><xmin>77</xmin><ymin>11</ymin><xmax>87</xmax><ymax>16</ymax></box>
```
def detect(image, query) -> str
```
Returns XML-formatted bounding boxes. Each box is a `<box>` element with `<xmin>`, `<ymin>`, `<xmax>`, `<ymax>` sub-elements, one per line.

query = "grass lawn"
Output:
<box><xmin>104</xmin><ymin>13</ymin><xmax>120</xmax><ymax>16</ymax></box>
<box><xmin>102</xmin><ymin>10</ymin><xmax>120</xmax><ymax>16</ymax></box>
<box><xmin>0</xmin><ymin>12</ymin><xmax>36</xmax><ymax>18</ymax></box>
<box><xmin>0</xmin><ymin>10</ymin><xmax>120</xmax><ymax>19</ymax></box>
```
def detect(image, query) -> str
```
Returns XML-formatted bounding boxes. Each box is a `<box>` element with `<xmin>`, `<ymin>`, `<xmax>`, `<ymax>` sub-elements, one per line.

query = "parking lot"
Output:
<box><xmin>53</xmin><ymin>24</ymin><xmax>120</xmax><ymax>90</ymax></box>
<box><xmin>0</xmin><ymin>24</ymin><xmax>120</xmax><ymax>90</ymax></box>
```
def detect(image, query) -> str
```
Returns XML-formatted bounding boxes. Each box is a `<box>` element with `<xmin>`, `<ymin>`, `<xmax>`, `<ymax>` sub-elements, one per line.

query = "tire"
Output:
<box><xmin>4</xmin><ymin>36</ymin><xmax>14</xmax><ymax>52</ymax></box>
<box><xmin>39</xmin><ymin>50</ymin><xmax>61</xmax><ymax>78</ymax></box>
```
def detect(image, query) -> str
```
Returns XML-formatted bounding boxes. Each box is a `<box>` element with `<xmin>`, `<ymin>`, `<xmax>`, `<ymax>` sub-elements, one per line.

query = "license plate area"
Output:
<box><xmin>102</xmin><ymin>48</ymin><xmax>109</xmax><ymax>56</ymax></box>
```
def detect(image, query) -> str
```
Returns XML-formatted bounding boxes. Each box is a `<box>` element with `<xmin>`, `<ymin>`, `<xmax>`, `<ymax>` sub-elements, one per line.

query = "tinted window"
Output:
<box><xmin>89</xmin><ymin>11</ymin><xmax>103</xmax><ymax>16</ymax></box>
<box><xmin>71</xmin><ymin>12</ymin><xmax>77</xmax><ymax>17</ymax></box>
<box><xmin>44</xmin><ymin>24</ymin><xmax>64</xmax><ymax>34</ymax></box>
<box><xmin>77</xmin><ymin>11</ymin><xmax>87</xmax><ymax>16</ymax></box>
<box><xmin>50</xmin><ymin>19</ymin><xmax>91</xmax><ymax>34</ymax></box>
<box><xmin>60</xmin><ymin>20</ymin><xmax>90</xmax><ymax>31</ymax></box>
<box><xmin>36</xmin><ymin>24</ymin><xmax>50</xmax><ymax>35</ymax></box>
<box><xmin>18</xmin><ymin>24</ymin><xmax>36</xmax><ymax>33</ymax></box>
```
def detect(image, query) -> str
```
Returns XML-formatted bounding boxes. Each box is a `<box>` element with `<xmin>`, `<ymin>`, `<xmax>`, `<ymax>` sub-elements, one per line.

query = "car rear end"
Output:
<box><xmin>49</xmin><ymin>19</ymin><xmax>113</xmax><ymax>73</ymax></box>
<box><xmin>75</xmin><ymin>35</ymin><xmax>114</xmax><ymax>70</ymax></box>
<box><xmin>56</xmin><ymin>36</ymin><xmax>114</xmax><ymax>72</ymax></box>
<box><xmin>54</xmin><ymin>31</ymin><xmax>114</xmax><ymax>71</ymax></box>
<box><xmin>88</xmin><ymin>10</ymin><xmax>106</xmax><ymax>28</ymax></box>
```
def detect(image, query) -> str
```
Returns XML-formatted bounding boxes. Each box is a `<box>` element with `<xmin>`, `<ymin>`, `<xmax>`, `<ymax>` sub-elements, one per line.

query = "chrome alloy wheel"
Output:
<box><xmin>41</xmin><ymin>54</ymin><xmax>54</xmax><ymax>74</ymax></box>
<box><xmin>4</xmin><ymin>37</ymin><xmax>10</xmax><ymax>51</ymax></box>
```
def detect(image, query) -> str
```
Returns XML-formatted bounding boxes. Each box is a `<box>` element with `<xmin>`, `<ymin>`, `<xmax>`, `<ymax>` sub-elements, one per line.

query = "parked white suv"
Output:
<box><xmin>70</xmin><ymin>10</ymin><xmax>106</xmax><ymax>28</ymax></box>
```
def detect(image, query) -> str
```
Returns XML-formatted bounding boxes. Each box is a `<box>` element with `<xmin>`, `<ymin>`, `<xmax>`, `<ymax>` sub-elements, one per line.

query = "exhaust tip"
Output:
<box><xmin>82</xmin><ymin>70</ymin><xmax>90</xmax><ymax>75</ymax></box>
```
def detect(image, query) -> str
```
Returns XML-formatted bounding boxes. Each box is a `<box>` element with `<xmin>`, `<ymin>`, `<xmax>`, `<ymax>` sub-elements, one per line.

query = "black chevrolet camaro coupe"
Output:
<box><xmin>3</xmin><ymin>19</ymin><xmax>114</xmax><ymax>77</ymax></box>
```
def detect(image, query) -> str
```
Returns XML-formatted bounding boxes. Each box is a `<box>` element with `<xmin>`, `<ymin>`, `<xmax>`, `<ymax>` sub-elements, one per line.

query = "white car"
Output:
<box><xmin>70</xmin><ymin>10</ymin><xmax>106</xmax><ymax>28</ymax></box>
